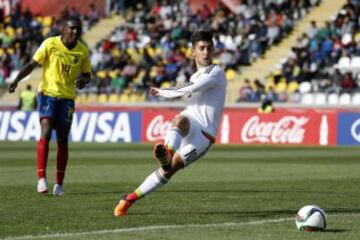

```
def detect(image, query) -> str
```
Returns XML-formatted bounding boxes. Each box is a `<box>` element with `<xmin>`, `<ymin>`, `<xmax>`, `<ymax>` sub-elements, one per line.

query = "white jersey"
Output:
<box><xmin>158</xmin><ymin>64</ymin><xmax>227</xmax><ymax>138</ymax></box>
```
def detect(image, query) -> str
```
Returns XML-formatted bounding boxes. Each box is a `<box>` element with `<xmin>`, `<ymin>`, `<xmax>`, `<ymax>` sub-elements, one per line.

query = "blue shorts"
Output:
<box><xmin>38</xmin><ymin>94</ymin><xmax>75</xmax><ymax>128</ymax></box>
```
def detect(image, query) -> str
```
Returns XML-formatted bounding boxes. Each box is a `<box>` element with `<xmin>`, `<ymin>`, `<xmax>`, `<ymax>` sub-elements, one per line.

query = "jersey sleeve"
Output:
<box><xmin>158</xmin><ymin>67</ymin><xmax>221</xmax><ymax>99</ymax></box>
<box><xmin>81</xmin><ymin>49</ymin><xmax>92</xmax><ymax>73</ymax></box>
<box><xmin>32</xmin><ymin>39</ymin><xmax>50</xmax><ymax>64</ymax></box>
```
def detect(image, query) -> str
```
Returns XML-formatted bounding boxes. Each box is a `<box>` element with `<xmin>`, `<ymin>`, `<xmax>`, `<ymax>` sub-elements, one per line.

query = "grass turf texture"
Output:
<box><xmin>0</xmin><ymin>142</ymin><xmax>360</xmax><ymax>240</ymax></box>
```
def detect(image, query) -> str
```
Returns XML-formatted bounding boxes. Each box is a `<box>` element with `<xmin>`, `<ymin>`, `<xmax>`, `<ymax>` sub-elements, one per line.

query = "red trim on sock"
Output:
<box><xmin>37</xmin><ymin>138</ymin><xmax>49</xmax><ymax>179</ymax></box>
<box><xmin>167</xmin><ymin>148</ymin><xmax>174</xmax><ymax>158</ymax></box>
<box><xmin>126</xmin><ymin>192</ymin><xmax>139</xmax><ymax>202</ymax></box>
<box><xmin>56</xmin><ymin>143</ymin><xmax>68</xmax><ymax>185</ymax></box>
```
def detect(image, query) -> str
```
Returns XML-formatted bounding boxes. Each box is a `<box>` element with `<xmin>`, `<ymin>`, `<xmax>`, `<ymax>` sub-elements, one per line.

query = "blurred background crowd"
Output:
<box><xmin>1</xmin><ymin>0</ymin><xmax>359</xmax><ymax>104</ymax></box>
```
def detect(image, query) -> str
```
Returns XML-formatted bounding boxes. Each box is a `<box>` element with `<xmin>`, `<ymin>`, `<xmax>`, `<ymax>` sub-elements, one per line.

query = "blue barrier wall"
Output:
<box><xmin>0</xmin><ymin>111</ymin><xmax>142</xmax><ymax>142</ymax></box>
<box><xmin>337</xmin><ymin>113</ymin><xmax>360</xmax><ymax>146</ymax></box>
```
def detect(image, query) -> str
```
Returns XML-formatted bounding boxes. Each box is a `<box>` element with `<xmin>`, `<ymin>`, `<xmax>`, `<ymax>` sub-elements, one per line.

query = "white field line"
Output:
<box><xmin>1</xmin><ymin>213</ymin><xmax>358</xmax><ymax>240</ymax></box>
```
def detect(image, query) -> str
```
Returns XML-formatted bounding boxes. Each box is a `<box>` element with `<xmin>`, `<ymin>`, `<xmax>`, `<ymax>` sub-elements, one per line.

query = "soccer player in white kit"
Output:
<box><xmin>114</xmin><ymin>31</ymin><xmax>227</xmax><ymax>217</ymax></box>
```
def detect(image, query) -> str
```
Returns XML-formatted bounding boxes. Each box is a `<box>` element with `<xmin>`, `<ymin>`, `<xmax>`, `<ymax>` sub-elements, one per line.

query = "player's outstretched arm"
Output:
<box><xmin>149</xmin><ymin>87</ymin><xmax>160</xmax><ymax>96</ymax></box>
<box><xmin>156</xmin><ymin>70</ymin><xmax>220</xmax><ymax>99</ymax></box>
<box><xmin>8</xmin><ymin>60</ymin><xmax>39</xmax><ymax>93</ymax></box>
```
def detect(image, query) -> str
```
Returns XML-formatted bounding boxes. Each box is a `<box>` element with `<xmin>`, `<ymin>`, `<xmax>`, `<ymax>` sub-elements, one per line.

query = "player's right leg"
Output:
<box><xmin>37</xmin><ymin>118</ymin><xmax>52</xmax><ymax>193</ymax></box>
<box><xmin>37</xmin><ymin>178</ymin><xmax>48</xmax><ymax>193</ymax></box>
<box><xmin>37</xmin><ymin>94</ymin><xmax>55</xmax><ymax>194</ymax></box>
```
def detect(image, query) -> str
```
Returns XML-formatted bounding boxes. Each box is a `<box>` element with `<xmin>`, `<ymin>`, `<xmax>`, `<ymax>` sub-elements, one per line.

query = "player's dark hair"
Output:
<box><xmin>191</xmin><ymin>31</ymin><xmax>213</xmax><ymax>47</ymax></box>
<box><xmin>60</xmin><ymin>16</ymin><xmax>82</xmax><ymax>27</ymax></box>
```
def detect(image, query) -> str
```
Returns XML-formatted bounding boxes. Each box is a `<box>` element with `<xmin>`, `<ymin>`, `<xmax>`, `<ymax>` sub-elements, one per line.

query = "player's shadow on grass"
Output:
<box><xmin>180</xmin><ymin>208</ymin><xmax>360</xmax><ymax>219</ymax></box>
<box><xmin>68</xmin><ymin>189</ymin><xmax>333</xmax><ymax>196</ymax></box>
<box><xmin>165</xmin><ymin>189</ymin><xmax>335</xmax><ymax>194</ymax></box>
<box><xmin>68</xmin><ymin>191</ymin><xmax>119</xmax><ymax>195</ymax></box>
<box><xmin>326</xmin><ymin>208</ymin><xmax>360</xmax><ymax>214</ymax></box>
<box><xmin>324</xmin><ymin>229</ymin><xmax>349</xmax><ymax>233</ymax></box>
<box><xmin>233</xmin><ymin>210</ymin><xmax>294</xmax><ymax>218</ymax></box>
<box><xmin>180</xmin><ymin>209</ymin><xmax>295</xmax><ymax>218</ymax></box>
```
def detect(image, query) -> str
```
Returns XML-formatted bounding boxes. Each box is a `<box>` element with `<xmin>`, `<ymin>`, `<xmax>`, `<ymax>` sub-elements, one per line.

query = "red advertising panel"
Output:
<box><xmin>188</xmin><ymin>0</ymin><xmax>218</xmax><ymax>14</ymax></box>
<box><xmin>188</xmin><ymin>0</ymin><xmax>239</xmax><ymax>14</ymax></box>
<box><xmin>142</xmin><ymin>108</ymin><xmax>178</xmax><ymax>143</ymax></box>
<box><xmin>142</xmin><ymin>108</ymin><xmax>337</xmax><ymax>146</ymax></box>
<box><xmin>219</xmin><ymin>109</ymin><xmax>337</xmax><ymax>145</ymax></box>
<box><xmin>21</xmin><ymin>0</ymin><xmax>105</xmax><ymax>17</ymax></box>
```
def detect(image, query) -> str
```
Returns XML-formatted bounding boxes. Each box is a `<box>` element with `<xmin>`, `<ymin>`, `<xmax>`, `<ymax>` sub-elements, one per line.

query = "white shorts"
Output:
<box><xmin>177</xmin><ymin>115</ymin><xmax>213</xmax><ymax>167</ymax></box>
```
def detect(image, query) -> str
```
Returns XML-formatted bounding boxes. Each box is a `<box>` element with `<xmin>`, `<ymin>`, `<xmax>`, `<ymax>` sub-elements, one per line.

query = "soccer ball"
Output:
<box><xmin>295</xmin><ymin>205</ymin><xmax>327</xmax><ymax>231</ymax></box>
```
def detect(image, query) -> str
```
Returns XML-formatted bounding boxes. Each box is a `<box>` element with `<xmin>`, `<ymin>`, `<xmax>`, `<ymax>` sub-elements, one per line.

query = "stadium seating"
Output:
<box><xmin>336</xmin><ymin>56</ymin><xmax>352</xmax><ymax>73</ymax></box>
<box><xmin>338</xmin><ymin>93</ymin><xmax>352</xmax><ymax>105</ymax></box>
<box><xmin>249</xmin><ymin>0</ymin><xmax>360</xmax><ymax>105</ymax></box>
<box><xmin>299</xmin><ymin>82</ymin><xmax>312</xmax><ymax>94</ymax></box>
<box><xmin>314</xmin><ymin>93</ymin><xmax>327</xmax><ymax>105</ymax></box>
<box><xmin>327</xmin><ymin>93</ymin><xmax>339</xmax><ymax>105</ymax></box>
<box><xmin>2</xmin><ymin>0</ymin><xmax>359</xmax><ymax>106</ymax></box>
<box><xmin>0</xmin><ymin>2</ymin><xmax>108</xmax><ymax>101</ymax></box>
<box><xmin>78</xmin><ymin>0</ymin><xmax>322</xmax><ymax>103</ymax></box>
<box><xmin>352</xmin><ymin>92</ymin><xmax>360</xmax><ymax>104</ymax></box>
<box><xmin>301</xmin><ymin>93</ymin><xmax>314</xmax><ymax>105</ymax></box>
<box><xmin>350</xmin><ymin>57</ymin><xmax>360</xmax><ymax>73</ymax></box>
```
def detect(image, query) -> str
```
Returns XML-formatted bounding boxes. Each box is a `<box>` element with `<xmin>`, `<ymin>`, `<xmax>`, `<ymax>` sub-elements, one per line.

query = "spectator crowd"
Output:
<box><xmin>0</xmin><ymin>1</ymin><xmax>103</xmax><ymax>88</ymax></box>
<box><xmin>82</xmin><ymin>0</ymin><xmax>321</xmax><ymax>102</ymax></box>
<box><xmin>238</xmin><ymin>0</ymin><xmax>360</xmax><ymax>103</ymax></box>
<box><xmin>2</xmin><ymin>0</ymin><xmax>332</xmax><ymax>104</ymax></box>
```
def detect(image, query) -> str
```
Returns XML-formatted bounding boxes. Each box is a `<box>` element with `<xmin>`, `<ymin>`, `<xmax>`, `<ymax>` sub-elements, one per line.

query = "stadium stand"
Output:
<box><xmin>327</xmin><ymin>92</ymin><xmax>339</xmax><ymax>105</ymax></box>
<box><xmin>240</xmin><ymin>0</ymin><xmax>359</xmax><ymax>105</ymax></box>
<box><xmin>2</xmin><ymin>0</ymin><xmax>359</xmax><ymax>106</ymax></box>
<box><xmin>75</xmin><ymin>0</ymin><xmax>322</xmax><ymax>104</ymax></box>
<box><xmin>0</xmin><ymin>0</ymin><xmax>121</xmax><ymax>103</ymax></box>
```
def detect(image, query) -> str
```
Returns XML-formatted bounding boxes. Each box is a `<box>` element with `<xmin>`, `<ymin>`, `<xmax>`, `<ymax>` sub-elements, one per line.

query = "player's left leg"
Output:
<box><xmin>37</xmin><ymin>94</ymin><xmax>55</xmax><ymax>194</ymax></box>
<box><xmin>114</xmin><ymin>116</ymin><xmax>191</xmax><ymax>216</ymax></box>
<box><xmin>53</xmin><ymin>99</ymin><xmax>74</xmax><ymax>196</ymax></box>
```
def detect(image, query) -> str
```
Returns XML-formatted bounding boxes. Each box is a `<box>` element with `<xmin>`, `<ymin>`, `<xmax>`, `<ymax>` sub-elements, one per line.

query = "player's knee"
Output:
<box><xmin>40</xmin><ymin>119</ymin><xmax>52</xmax><ymax>139</ymax></box>
<box><xmin>172</xmin><ymin>116</ymin><xmax>190</xmax><ymax>136</ymax></box>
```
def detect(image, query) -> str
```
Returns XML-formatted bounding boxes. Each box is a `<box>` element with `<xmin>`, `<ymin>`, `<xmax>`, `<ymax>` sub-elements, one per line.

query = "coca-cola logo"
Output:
<box><xmin>146</xmin><ymin>115</ymin><xmax>172</xmax><ymax>141</ymax></box>
<box><xmin>351</xmin><ymin>119</ymin><xmax>360</xmax><ymax>142</ymax></box>
<box><xmin>241</xmin><ymin>116</ymin><xmax>309</xmax><ymax>143</ymax></box>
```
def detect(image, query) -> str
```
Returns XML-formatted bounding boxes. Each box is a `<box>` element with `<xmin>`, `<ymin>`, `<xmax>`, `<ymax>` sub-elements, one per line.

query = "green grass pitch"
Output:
<box><xmin>0</xmin><ymin>142</ymin><xmax>360</xmax><ymax>240</ymax></box>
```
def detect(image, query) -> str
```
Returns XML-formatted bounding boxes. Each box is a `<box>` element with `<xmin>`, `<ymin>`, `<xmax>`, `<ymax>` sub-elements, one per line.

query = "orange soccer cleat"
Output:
<box><xmin>114</xmin><ymin>195</ymin><xmax>134</xmax><ymax>217</ymax></box>
<box><xmin>153</xmin><ymin>143</ymin><xmax>173</xmax><ymax>170</ymax></box>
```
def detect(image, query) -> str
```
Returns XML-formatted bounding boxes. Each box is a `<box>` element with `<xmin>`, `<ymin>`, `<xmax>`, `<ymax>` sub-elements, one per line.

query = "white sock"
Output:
<box><xmin>136</xmin><ymin>169</ymin><xmax>168</xmax><ymax>197</ymax></box>
<box><xmin>165</xmin><ymin>127</ymin><xmax>182</xmax><ymax>151</ymax></box>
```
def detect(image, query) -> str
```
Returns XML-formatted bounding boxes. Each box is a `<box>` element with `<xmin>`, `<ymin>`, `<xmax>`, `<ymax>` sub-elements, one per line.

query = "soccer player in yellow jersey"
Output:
<box><xmin>8</xmin><ymin>17</ymin><xmax>91</xmax><ymax>196</ymax></box>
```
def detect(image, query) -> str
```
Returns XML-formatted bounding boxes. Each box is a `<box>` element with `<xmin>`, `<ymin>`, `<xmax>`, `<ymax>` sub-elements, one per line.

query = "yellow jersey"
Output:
<box><xmin>33</xmin><ymin>36</ymin><xmax>91</xmax><ymax>99</ymax></box>
<box><xmin>20</xmin><ymin>90</ymin><xmax>36</xmax><ymax>111</ymax></box>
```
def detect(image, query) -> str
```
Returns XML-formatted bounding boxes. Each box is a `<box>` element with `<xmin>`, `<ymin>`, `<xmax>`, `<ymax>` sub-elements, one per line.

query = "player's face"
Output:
<box><xmin>192</xmin><ymin>41</ymin><xmax>214</xmax><ymax>68</ymax></box>
<box><xmin>63</xmin><ymin>20</ymin><xmax>82</xmax><ymax>45</ymax></box>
